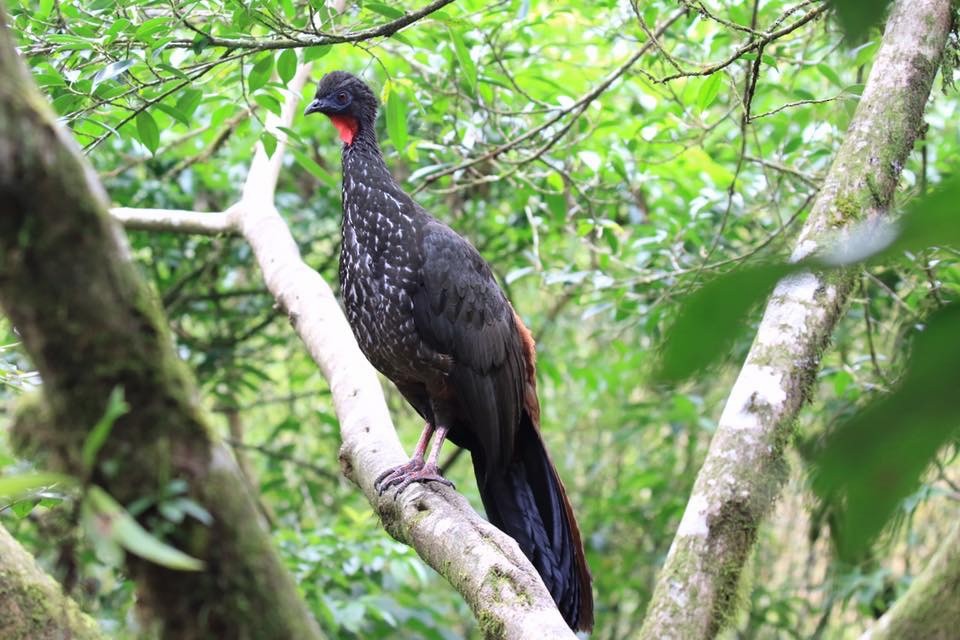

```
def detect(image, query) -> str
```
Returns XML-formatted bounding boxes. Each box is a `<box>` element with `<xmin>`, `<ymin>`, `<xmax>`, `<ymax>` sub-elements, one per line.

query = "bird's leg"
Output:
<box><xmin>384</xmin><ymin>427</ymin><xmax>453</xmax><ymax>496</ymax></box>
<box><xmin>374</xmin><ymin>422</ymin><xmax>433</xmax><ymax>493</ymax></box>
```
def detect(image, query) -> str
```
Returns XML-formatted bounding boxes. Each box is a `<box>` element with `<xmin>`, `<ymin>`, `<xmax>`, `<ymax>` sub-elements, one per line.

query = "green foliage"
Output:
<box><xmin>829</xmin><ymin>0</ymin><xmax>894</xmax><ymax>43</ymax></box>
<box><xmin>657</xmin><ymin>174</ymin><xmax>960</xmax><ymax>557</ymax></box>
<box><xmin>0</xmin><ymin>471</ymin><xmax>75</xmax><ymax>501</ymax></box>
<box><xmin>813</xmin><ymin>304</ymin><xmax>960</xmax><ymax>559</ymax></box>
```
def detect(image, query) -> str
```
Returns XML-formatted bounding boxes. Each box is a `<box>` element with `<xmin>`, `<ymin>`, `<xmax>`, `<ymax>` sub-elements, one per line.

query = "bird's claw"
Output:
<box><xmin>375</xmin><ymin>458</ymin><xmax>424</xmax><ymax>494</ymax></box>
<box><xmin>375</xmin><ymin>462</ymin><xmax>454</xmax><ymax>496</ymax></box>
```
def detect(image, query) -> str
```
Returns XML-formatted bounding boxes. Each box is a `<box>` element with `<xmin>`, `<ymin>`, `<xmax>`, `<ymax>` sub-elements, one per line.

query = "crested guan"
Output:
<box><xmin>304</xmin><ymin>71</ymin><xmax>594</xmax><ymax>632</ymax></box>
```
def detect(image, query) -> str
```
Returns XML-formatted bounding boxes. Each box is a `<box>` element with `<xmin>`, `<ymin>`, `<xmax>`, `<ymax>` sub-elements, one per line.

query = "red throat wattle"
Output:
<box><xmin>328</xmin><ymin>115</ymin><xmax>358</xmax><ymax>145</ymax></box>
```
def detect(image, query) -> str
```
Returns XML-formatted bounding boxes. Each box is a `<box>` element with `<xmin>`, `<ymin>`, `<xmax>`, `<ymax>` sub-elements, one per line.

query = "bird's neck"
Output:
<box><xmin>340</xmin><ymin>130</ymin><xmax>410</xmax><ymax>230</ymax></box>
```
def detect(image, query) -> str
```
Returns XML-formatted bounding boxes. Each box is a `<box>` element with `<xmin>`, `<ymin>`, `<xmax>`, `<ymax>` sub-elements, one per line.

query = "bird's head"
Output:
<box><xmin>303</xmin><ymin>71</ymin><xmax>379</xmax><ymax>146</ymax></box>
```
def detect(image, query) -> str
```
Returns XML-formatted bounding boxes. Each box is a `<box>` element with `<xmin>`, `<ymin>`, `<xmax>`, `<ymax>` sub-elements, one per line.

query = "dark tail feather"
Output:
<box><xmin>474</xmin><ymin>412</ymin><xmax>594</xmax><ymax>632</ymax></box>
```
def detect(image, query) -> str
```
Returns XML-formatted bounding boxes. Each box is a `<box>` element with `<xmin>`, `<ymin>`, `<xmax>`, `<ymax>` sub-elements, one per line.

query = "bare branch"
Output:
<box><xmin>111</xmin><ymin>208</ymin><xmax>233</xmax><ymax>235</ymax></box>
<box><xmin>169</xmin><ymin>0</ymin><xmax>456</xmax><ymax>51</ymax></box>
<box><xmin>658</xmin><ymin>3</ymin><xmax>829</xmax><ymax>82</ymax></box>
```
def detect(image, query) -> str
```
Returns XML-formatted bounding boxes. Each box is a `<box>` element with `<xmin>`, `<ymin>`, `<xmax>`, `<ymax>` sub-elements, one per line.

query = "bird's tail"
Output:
<box><xmin>473</xmin><ymin>411</ymin><xmax>594</xmax><ymax>632</ymax></box>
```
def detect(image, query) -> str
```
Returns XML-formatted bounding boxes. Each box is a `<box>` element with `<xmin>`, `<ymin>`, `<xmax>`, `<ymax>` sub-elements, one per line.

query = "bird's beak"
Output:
<box><xmin>303</xmin><ymin>98</ymin><xmax>324</xmax><ymax>116</ymax></box>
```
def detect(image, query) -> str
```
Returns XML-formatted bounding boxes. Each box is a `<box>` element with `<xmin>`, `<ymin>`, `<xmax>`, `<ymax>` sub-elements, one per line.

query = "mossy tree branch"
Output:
<box><xmin>0</xmin><ymin>524</ymin><xmax>105</xmax><ymax>640</ymax></box>
<box><xmin>860</xmin><ymin>520</ymin><xmax>960</xmax><ymax>640</ymax></box>
<box><xmin>639</xmin><ymin>1</ymin><xmax>954</xmax><ymax>638</ymax></box>
<box><xmin>0</xmin><ymin>6</ymin><xmax>323</xmax><ymax>639</ymax></box>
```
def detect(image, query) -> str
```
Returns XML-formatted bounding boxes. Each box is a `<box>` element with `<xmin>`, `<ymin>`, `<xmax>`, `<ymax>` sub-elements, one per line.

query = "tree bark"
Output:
<box><xmin>639</xmin><ymin>1</ymin><xmax>954</xmax><ymax>638</ymax></box>
<box><xmin>860</xmin><ymin>520</ymin><xmax>960</xmax><ymax>640</ymax></box>
<box><xmin>0</xmin><ymin>7</ymin><xmax>323</xmax><ymax>640</ymax></box>
<box><xmin>109</xmin><ymin>65</ymin><xmax>577</xmax><ymax>639</ymax></box>
<box><xmin>0</xmin><ymin>524</ymin><xmax>105</xmax><ymax>640</ymax></box>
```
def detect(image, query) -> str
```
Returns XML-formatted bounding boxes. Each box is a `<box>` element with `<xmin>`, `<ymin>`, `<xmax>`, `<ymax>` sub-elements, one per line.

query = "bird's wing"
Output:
<box><xmin>411</xmin><ymin>219</ymin><xmax>525</xmax><ymax>468</ymax></box>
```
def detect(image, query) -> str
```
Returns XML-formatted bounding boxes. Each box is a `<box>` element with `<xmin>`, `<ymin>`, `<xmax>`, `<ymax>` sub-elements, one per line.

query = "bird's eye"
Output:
<box><xmin>336</xmin><ymin>92</ymin><xmax>349</xmax><ymax>105</ymax></box>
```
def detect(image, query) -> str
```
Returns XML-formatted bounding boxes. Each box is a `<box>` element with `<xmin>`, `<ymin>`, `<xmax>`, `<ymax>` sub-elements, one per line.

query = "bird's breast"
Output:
<box><xmin>339</xmin><ymin>185</ymin><xmax>425</xmax><ymax>380</ymax></box>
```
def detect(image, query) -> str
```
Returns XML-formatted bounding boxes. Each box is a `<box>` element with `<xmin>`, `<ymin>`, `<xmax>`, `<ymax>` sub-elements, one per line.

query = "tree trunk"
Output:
<box><xmin>639</xmin><ymin>1</ymin><xmax>954</xmax><ymax>638</ymax></box>
<box><xmin>860</xmin><ymin>520</ymin><xmax>960</xmax><ymax>640</ymax></box>
<box><xmin>0</xmin><ymin>524</ymin><xmax>105</xmax><ymax>640</ymax></box>
<box><xmin>0</xmin><ymin>7</ymin><xmax>323</xmax><ymax>639</ymax></box>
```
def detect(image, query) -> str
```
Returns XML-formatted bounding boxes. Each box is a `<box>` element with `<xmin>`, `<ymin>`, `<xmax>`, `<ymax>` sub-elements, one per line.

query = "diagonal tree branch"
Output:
<box><xmin>0</xmin><ymin>524</ymin><xmax>106</xmax><ymax>640</ymax></box>
<box><xmin>111</xmin><ymin>63</ymin><xmax>577</xmax><ymax>638</ymax></box>
<box><xmin>860</xmin><ymin>520</ymin><xmax>960</xmax><ymax>639</ymax></box>
<box><xmin>638</xmin><ymin>1</ymin><xmax>954</xmax><ymax>638</ymax></box>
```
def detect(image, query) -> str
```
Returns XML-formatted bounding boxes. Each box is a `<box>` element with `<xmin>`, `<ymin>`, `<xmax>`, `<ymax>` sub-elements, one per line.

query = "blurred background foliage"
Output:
<box><xmin>1</xmin><ymin>0</ymin><xmax>959</xmax><ymax>638</ymax></box>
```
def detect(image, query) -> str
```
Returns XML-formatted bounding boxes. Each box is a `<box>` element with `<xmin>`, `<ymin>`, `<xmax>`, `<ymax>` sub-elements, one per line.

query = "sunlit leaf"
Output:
<box><xmin>366</xmin><ymin>2</ymin><xmax>404</xmax><ymax>19</ymax></box>
<box><xmin>697</xmin><ymin>73</ymin><xmax>723</xmax><ymax>111</ymax></box>
<box><xmin>0</xmin><ymin>472</ymin><xmax>76</xmax><ymax>500</ymax></box>
<box><xmin>248</xmin><ymin>53</ymin><xmax>274</xmax><ymax>93</ymax></box>
<box><xmin>135</xmin><ymin>111</ymin><xmax>160</xmax><ymax>154</ymax></box>
<box><xmin>385</xmin><ymin>83</ymin><xmax>408</xmax><ymax>151</ymax></box>
<box><xmin>92</xmin><ymin>59</ymin><xmax>133</xmax><ymax>89</ymax></box>
<box><xmin>448</xmin><ymin>28</ymin><xmax>476</xmax><ymax>95</ymax></box>
<box><xmin>277</xmin><ymin>49</ymin><xmax>297</xmax><ymax>85</ymax></box>
<box><xmin>261</xmin><ymin>131</ymin><xmax>278</xmax><ymax>158</ymax></box>
<box><xmin>134</xmin><ymin>17</ymin><xmax>170</xmax><ymax>42</ymax></box>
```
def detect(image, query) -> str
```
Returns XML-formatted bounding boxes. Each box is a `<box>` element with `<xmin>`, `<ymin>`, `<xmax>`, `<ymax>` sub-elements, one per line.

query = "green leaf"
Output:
<box><xmin>303</xmin><ymin>45</ymin><xmax>331</xmax><ymax>62</ymax></box>
<box><xmin>175</xmin><ymin>88</ymin><xmax>203</xmax><ymax>120</ymax></box>
<box><xmin>261</xmin><ymin>131</ymin><xmax>277</xmax><ymax>158</ymax></box>
<box><xmin>652</xmin><ymin>263</ymin><xmax>795</xmax><ymax>384</ymax></box>
<box><xmin>812</xmin><ymin>304</ymin><xmax>960</xmax><ymax>559</ymax></box>
<box><xmin>829</xmin><ymin>0</ymin><xmax>893</xmax><ymax>43</ymax></box>
<box><xmin>135</xmin><ymin>111</ymin><xmax>160</xmax><ymax>154</ymax></box>
<box><xmin>81</xmin><ymin>387</ymin><xmax>129</xmax><ymax>473</ymax></box>
<box><xmin>276</xmin><ymin>49</ymin><xmax>297</xmax><ymax>85</ymax></box>
<box><xmin>153</xmin><ymin>103</ymin><xmax>190</xmax><ymax>127</ymax></box>
<box><xmin>36</xmin><ymin>0</ymin><xmax>54</xmax><ymax>21</ymax></box>
<box><xmin>275</xmin><ymin>126</ymin><xmax>304</xmax><ymax>144</ymax></box>
<box><xmin>385</xmin><ymin>83</ymin><xmax>408</xmax><ymax>151</ymax></box>
<box><xmin>253</xmin><ymin>92</ymin><xmax>283</xmax><ymax>116</ymax></box>
<box><xmin>886</xmin><ymin>175</ymin><xmax>960</xmax><ymax>256</ymax></box>
<box><xmin>697</xmin><ymin>73</ymin><xmax>724</xmax><ymax>111</ymax></box>
<box><xmin>84</xmin><ymin>486</ymin><xmax>204</xmax><ymax>571</ymax></box>
<box><xmin>248</xmin><ymin>53</ymin><xmax>274</xmax><ymax>93</ymax></box>
<box><xmin>366</xmin><ymin>2</ymin><xmax>404</xmax><ymax>19</ymax></box>
<box><xmin>448</xmin><ymin>28</ymin><xmax>477</xmax><ymax>96</ymax></box>
<box><xmin>291</xmin><ymin>148</ymin><xmax>331</xmax><ymax>183</ymax></box>
<box><xmin>92</xmin><ymin>59</ymin><xmax>133</xmax><ymax>89</ymax></box>
<box><xmin>135</xmin><ymin>17</ymin><xmax>170</xmax><ymax>42</ymax></box>
<box><xmin>816</xmin><ymin>63</ymin><xmax>843</xmax><ymax>88</ymax></box>
<box><xmin>0</xmin><ymin>472</ymin><xmax>75</xmax><ymax>500</ymax></box>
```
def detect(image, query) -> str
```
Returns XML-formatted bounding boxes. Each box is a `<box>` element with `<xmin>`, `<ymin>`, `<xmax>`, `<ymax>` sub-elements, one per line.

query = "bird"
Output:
<box><xmin>304</xmin><ymin>70</ymin><xmax>594</xmax><ymax>632</ymax></box>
